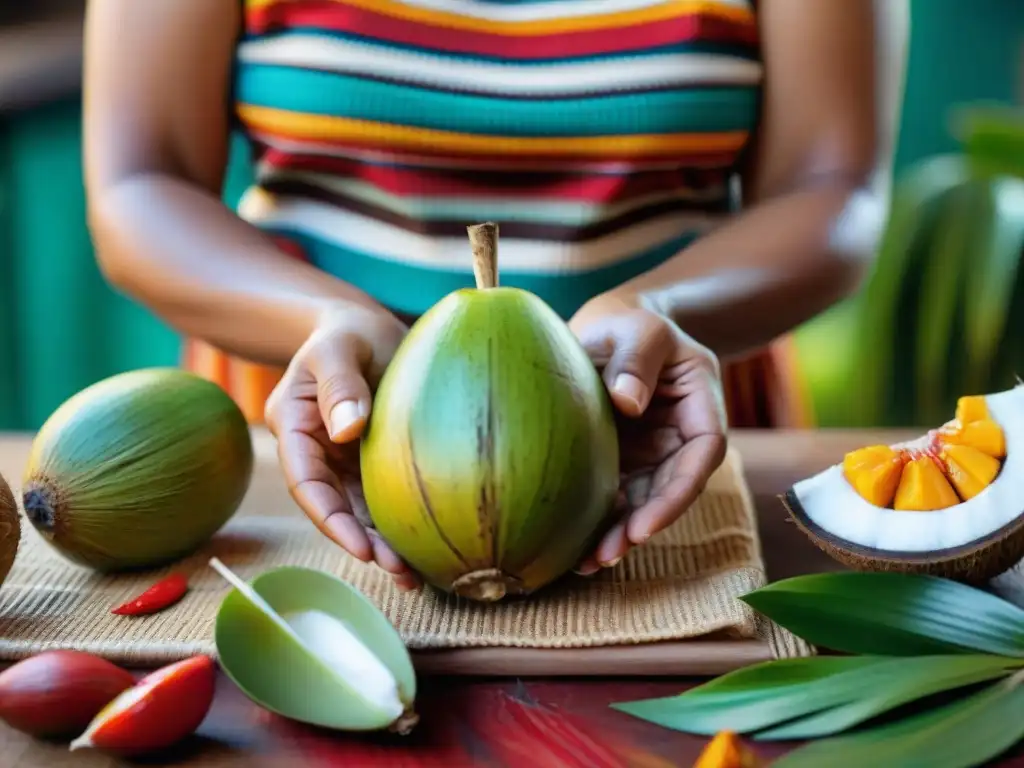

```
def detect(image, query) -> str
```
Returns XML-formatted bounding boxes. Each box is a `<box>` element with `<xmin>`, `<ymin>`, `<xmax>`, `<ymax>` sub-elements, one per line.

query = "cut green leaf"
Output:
<box><xmin>610</xmin><ymin>657</ymin><xmax>877</xmax><ymax>735</ymax></box>
<box><xmin>773</xmin><ymin>673</ymin><xmax>1024</xmax><ymax>768</ymax></box>
<box><xmin>610</xmin><ymin>655</ymin><xmax>1019</xmax><ymax>739</ymax></box>
<box><xmin>740</xmin><ymin>572</ymin><xmax>1024</xmax><ymax>657</ymax></box>
<box><xmin>756</xmin><ymin>655</ymin><xmax>1022</xmax><ymax>741</ymax></box>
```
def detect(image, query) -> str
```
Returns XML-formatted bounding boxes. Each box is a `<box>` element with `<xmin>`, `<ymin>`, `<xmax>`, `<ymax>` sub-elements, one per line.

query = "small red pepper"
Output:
<box><xmin>111</xmin><ymin>573</ymin><xmax>189</xmax><ymax>616</ymax></box>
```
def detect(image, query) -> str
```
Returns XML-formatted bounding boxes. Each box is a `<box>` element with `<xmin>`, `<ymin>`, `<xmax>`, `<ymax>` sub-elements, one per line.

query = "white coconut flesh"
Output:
<box><xmin>208</xmin><ymin>559</ymin><xmax>405</xmax><ymax>721</ymax></box>
<box><xmin>791</xmin><ymin>386</ymin><xmax>1024</xmax><ymax>554</ymax></box>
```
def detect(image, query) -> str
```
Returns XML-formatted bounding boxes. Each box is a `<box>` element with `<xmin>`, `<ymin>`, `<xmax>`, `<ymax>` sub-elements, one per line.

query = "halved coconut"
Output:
<box><xmin>785</xmin><ymin>386</ymin><xmax>1024</xmax><ymax>584</ymax></box>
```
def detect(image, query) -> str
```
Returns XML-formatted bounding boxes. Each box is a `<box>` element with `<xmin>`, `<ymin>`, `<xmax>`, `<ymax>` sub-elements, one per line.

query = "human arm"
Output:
<box><xmin>578</xmin><ymin>0</ymin><xmax>882</xmax><ymax>361</ymax></box>
<box><xmin>82</xmin><ymin>0</ymin><xmax>402</xmax><ymax>368</ymax></box>
<box><xmin>83</xmin><ymin>0</ymin><xmax>414</xmax><ymax>580</ymax></box>
<box><xmin>568</xmin><ymin>0</ymin><xmax>882</xmax><ymax>568</ymax></box>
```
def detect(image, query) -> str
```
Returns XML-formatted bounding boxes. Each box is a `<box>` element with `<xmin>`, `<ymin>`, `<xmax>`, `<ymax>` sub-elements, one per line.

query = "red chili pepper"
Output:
<box><xmin>111</xmin><ymin>573</ymin><xmax>189</xmax><ymax>616</ymax></box>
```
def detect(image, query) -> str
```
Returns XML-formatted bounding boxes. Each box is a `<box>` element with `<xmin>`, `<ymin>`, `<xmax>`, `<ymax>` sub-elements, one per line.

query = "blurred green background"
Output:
<box><xmin>0</xmin><ymin>0</ymin><xmax>1021</xmax><ymax>431</ymax></box>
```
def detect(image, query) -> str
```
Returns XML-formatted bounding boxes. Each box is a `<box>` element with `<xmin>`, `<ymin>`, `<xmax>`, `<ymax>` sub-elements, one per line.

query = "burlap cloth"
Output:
<box><xmin>0</xmin><ymin>433</ymin><xmax>810</xmax><ymax>671</ymax></box>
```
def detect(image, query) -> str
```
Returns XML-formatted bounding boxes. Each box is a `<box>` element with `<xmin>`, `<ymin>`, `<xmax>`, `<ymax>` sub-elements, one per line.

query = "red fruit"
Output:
<box><xmin>70</xmin><ymin>655</ymin><xmax>216</xmax><ymax>756</ymax></box>
<box><xmin>0</xmin><ymin>650</ymin><xmax>135</xmax><ymax>738</ymax></box>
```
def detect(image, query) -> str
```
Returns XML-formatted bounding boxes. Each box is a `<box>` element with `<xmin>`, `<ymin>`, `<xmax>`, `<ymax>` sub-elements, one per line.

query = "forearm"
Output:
<box><xmin>89</xmin><ymin>172</ymin><xmax>392</xmax><ymax>367</ymax></box>
<box><xmin>616</xmin><ymin>180</ymin><xmax>880</xmax><ymax>359</ymax></box>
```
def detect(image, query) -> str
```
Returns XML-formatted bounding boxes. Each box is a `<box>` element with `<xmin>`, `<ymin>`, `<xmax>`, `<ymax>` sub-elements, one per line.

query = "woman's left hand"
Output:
<box><xmin>568</xmin><ymin>293</ymin><xmax>729</xmax><ymax>574</ymax></box>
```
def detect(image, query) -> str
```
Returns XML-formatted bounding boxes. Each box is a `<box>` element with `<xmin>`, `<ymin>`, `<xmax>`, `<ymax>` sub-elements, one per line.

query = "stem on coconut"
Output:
<box><xmin>467</xmin><ymin>222</ymin><xmax>499</xmax><ymax>290</ymax></box>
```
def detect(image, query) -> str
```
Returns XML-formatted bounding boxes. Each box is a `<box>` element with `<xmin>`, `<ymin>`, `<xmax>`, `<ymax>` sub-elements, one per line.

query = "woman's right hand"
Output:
<box><xmin>264</xmin><ymin>305</ymin><xmax>422</xmax><ymax>590</ymax></box>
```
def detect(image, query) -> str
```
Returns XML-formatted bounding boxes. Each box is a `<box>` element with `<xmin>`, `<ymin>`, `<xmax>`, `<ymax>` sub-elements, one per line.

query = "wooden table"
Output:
<box><xmin>3</xmin><ymin>428</ymin><xmax>1023</xmax><ymax>767</ymax></box>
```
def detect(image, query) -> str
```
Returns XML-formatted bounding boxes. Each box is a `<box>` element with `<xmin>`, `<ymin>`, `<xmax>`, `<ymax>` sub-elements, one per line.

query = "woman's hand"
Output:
<box><xmin>264</xmin><ymin>305</ymin><xmax>422</xmax><ymax>590</ymax></box>
<box><xmin>568</xmin><ymin>293</ymin><xmax>729</xmax><ymax>574</ymax></box>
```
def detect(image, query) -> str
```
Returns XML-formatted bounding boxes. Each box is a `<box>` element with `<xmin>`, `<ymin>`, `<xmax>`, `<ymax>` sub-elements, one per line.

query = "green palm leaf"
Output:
<box><xmin>849</xmin><ymin>155</ymin><xmax>969</xmax><ymax>426</ymax></box>
<box><xmin>610</xmin><ymin>655</ymin><xmax>1018</xmax><ymax>739</ymax></box>
<box><xmin>756</xmin><ymin>656</ymin><xmax>1020</xmax><ymax>741</ymax></box>
<box><xmin>956</xmin><ymin>104</ymin><xmax>1024</xmax><ymax>182</ymax></box>
<box><xmin>773</xmin><ymin>673</ymin><xmax>1024</xmax><ymax>768</ymax></box>
<box><xmin>962</xmin><ymin>176</ymin><xmax>1024</xmax><ymax>392</ymax></box>
<box><xmin>740</xmin><ymin>573</ymin><xmax>1024</xmax><ymax>657</ymax></box>
<box><xmin>914</xmin><ymin>180</ymin><xmax>989</xmax><ymax>421</ymax></box>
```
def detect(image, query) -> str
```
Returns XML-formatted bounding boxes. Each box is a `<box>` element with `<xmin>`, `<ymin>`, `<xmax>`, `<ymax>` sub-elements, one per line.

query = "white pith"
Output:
<box><xmin>209</xmin><ymin>559</ymin><xmax>404</xmax><ymax>722</ymax></box>
<box><xmin>792</xmin><ymin>387</ymin><xmax>1024</xmax><ymax>553</ymax></box>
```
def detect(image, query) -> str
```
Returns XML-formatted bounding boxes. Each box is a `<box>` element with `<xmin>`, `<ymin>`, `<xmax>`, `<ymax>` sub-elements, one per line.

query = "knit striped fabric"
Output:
<box><xmin>184</xmin><ymin>0</ymin><xmax>807</xmax><ymax>429</ymax></box>
<box><xmin>231</xmin><ymin>0</ymin><xmax>763</xmax><ymax>320</ymax></box>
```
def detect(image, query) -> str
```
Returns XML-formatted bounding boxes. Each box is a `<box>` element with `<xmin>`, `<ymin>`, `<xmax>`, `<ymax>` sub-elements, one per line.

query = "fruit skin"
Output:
<box><xmin>70</xmin><ymin>654</ymin><xmax>216</xmax><ymax>756</ymax></box>
<box><xmin>0</xmin><ymin>472</ymin><xmax>19</xmax><ymax>590</ymax></box>
<box><xmin>22</xmin><ymin>368</ymin><xmax>254</xmax><ymax>571</ymax></box>
<box><xmin>360</xmin><ymin>286</ymin><xmax>620</xmax><ymax>602</ymax></box>
<box><xmin>0</xmin><ymin>650</ymin><xmax>135</xmax><ymax>739</ymax></box>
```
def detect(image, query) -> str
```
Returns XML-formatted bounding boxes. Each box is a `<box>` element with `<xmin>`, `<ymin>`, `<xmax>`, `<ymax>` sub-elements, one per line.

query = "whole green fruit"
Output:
<box><xmin>360</xmin><ymin>223</ymin><xmax>620</xmax><ymax>602</ymax></box>
<box><xmin>22</xmin><ymin>368</ymin><xmax>253</xmax><ymax>571</ymax></box>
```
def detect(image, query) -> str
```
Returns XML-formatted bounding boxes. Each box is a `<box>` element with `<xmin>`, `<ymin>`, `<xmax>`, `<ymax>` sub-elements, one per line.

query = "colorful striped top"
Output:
<box><xmin>232</xmin><ymin>0</ymin><xmax>763</xmax><ymax>320</ymax></box>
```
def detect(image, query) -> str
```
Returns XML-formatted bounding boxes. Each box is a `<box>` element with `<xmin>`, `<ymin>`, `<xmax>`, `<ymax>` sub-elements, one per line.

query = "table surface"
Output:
<box><xmin>3</xmin><ymin>428</ymin><xmax>1023</xmax><ymax>768</ymax></box>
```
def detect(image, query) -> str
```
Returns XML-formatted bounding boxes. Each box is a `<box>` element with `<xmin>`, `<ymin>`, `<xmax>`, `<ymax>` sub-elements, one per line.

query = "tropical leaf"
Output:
<box><xmin>773</xmin><ymin>673</ymin><xmax>1024</xmax><ymax>768</ymax></box>
<box><xmin>849</xmin><ymin>154</ymin><xmax>969</xmax><ymax>427</ymax></box>
<box><xmin>610</xmin><ymin>655</ymin><xmax>1018</xmax><ymax>739</ymax></box>
<box><xmin>755</xmin><ymin>655</ymin><xmax>1020</xmax><ymax>741</ymax></box>
<box><xmin>955</xmin><ymin>104</ymin><xmax>1024</xmax><ymax>181</ymax></box>
<box><xmin>739</xmin><ymin>572</ymin><xmax>1024</xmax><ymax>657</ymax></box>
<box><xmin>914</xmin><ymin>180</ymin><xmax>989</xmax><ymax>421</ymax></box>
<box><xmin>963</xmin><ymin>176</ymin><xmax>1024</xmax><ymax>392</ymax></box>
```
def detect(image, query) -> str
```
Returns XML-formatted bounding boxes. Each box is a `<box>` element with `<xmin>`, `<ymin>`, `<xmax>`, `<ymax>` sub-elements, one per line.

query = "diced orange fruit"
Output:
<box><xmin>894</xmin><ymin>455</ymin><xmax>961</xmax><ymax>511</ymax></box>
<box><xmin>955</xmin><ymin>395</ymin><xmax>989</xmax><ymax>425</ymax></box>
<box><xmin>938</xmin><ymin>418</ymin><xmax>1006</xmax><ymax>459</ymax></box>
<box><xmin>940</xmin><ymin>443</ymin><xmax>1001</xmax><ymax>501</ymax></box>
<box><xmin>693</xmin><ymin>731</ymin><xmax>762</xmax><ymax>768</ymax></box>
<box><xmin>843</xmin><ymin>445</ymin><xmax>906</xmax><ymax>507</ymax></box>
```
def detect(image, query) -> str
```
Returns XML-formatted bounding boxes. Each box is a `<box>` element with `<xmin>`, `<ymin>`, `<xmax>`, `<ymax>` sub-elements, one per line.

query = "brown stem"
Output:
<box><xmin>467</xmin><ymin>222</ymin><xmax>499</xmax><ymax>289</ymax></box>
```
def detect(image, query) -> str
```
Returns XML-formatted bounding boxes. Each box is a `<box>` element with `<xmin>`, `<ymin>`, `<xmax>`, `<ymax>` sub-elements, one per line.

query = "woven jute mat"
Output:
<box><xmin>0</xmin><ymin>432</ymin><xmax>810</xmax><ymax>674</ymax></box>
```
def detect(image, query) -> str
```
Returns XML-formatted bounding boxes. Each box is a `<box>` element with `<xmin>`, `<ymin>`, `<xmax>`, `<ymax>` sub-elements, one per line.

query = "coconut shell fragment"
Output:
<box><xmin>785</xmin><ymin>386</ymin><xmax>1024</xmax><ymax>583</ymax></box>
<box><xmin>0</xmin><ymin>472</ymin><xmax>18</xmax><ymax>591</ymax></box>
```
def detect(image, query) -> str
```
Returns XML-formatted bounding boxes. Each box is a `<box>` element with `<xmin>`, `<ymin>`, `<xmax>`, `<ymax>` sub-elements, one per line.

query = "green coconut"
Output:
<box><xmin>360</xmin><ymin>223</ymin><xmax>620</xmax><ymax>602</ymax></box>
<box><xmin>0</xmin><ymin>472</ymin><xmax>19</xmax><ymax>589</ymax></box>
<box><xmin>22</xmin><ymin>368</ymin><xmax>254</xmax><ymax>571</ymax></box>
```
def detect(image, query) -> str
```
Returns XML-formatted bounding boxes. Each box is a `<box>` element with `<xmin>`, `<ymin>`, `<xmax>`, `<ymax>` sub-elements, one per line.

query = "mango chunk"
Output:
<box><xmin>894</xmin><ymin>455</ymin><xmax>961</xmax><ymax>511</ymax></box>
<box><xmin>955</xmin><ymin>395</ymin><xmax>989</xmax><ymax>425</ymax></box>
<box><xmin>693</xmin><ymin>731</ymin><xmax>762</xmax><ymax>768</ymax></box>
<box><xmin>940</xmin><ymin>443</ymin><xmax>1001</xmax><ymax>501</ymax></box>
<box><xmin>938</xmin><ymin>418</ymin><xmax>1006</xmax><ymax>459</ymax></box>
<box><xmin>843</xmin><ymin>445</ymin><xmax>906</xmax><ymax>507</ymax></box>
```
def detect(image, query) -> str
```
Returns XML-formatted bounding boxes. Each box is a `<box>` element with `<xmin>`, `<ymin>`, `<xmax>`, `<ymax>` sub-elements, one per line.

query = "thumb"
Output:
<box><xmin>602</xmin><ymin>321</ymin><xmax>671</xmax><ymax>418</ymax></box>
<box><xmin>306</xmin><ymin>335</ymin><xmax>374</xmax><ymax>444</ymax></box>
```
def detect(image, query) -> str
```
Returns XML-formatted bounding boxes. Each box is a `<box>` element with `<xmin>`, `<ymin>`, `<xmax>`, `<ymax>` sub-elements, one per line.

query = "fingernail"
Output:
<box><xmin>329</xmin><ymin>400</ymin><xmax>364</xmax><ymax>438</ymax></box>
<box><xmin>602</xmin><ymin>556</ymin><xmax>624</xmax><ymax>569</ymax></box>
<box><xmin>574</xmin><ymin>564</ymin><xmax>600</xmax><ymax>577</ymax></box>
<box><xmin>613</xmin><ymin>373</ymin><xmax>649</xmax><ymax>411</ymax></box>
